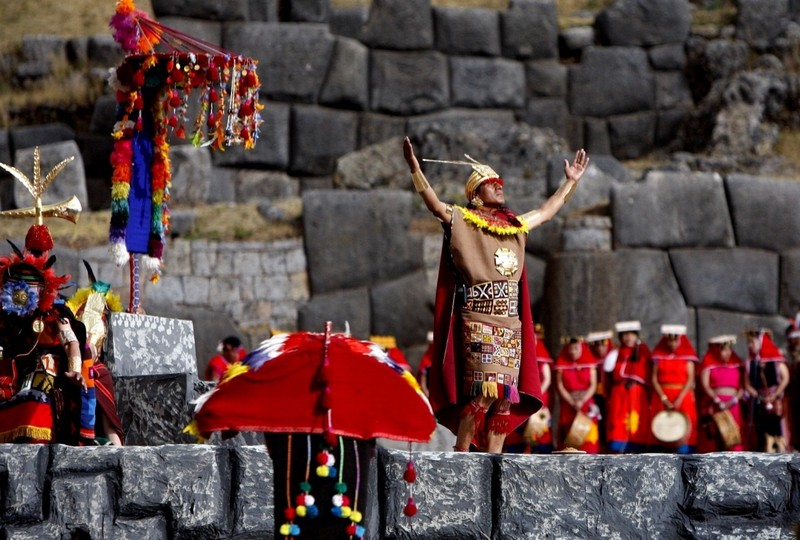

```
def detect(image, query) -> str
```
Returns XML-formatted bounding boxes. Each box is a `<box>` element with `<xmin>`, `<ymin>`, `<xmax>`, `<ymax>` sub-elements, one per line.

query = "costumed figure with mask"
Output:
<box><xmin>0</xmin><ymin>147</ymin><xmax>86</xmax><ymax>443</ymax></box>
<box><xmin>66</xmin><ymin>261</ymin><xmax>125</xmax><ymax>445</ymax></box>
<box><xmin>402</xmin><ymin>137</ymin><xmax>588</xmax><ymax>453</ymax></box>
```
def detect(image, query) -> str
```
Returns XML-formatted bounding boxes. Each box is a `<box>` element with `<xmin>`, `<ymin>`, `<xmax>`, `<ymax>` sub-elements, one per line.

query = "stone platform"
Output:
<box><xmin>0</xmin><ymin>445</ymin><xmax>797</xmax><ymax>539</ymax></box>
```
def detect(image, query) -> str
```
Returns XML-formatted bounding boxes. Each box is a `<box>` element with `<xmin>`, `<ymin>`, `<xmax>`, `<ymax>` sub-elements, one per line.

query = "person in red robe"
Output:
<box><xmin>697</xmin><ymin>334</ymin><xmax>745</xmax><ymax>452</ymax></box>
<box><xmin>586</xmin><ymin>329</ymin><xmax>613</xmax><ymax>451</ymax></box>
<box><xmin>554</xmin><ymin>336</ymin><xmax>600</xmax><ymax>453</ymax></box>
<box><xmin>403</xmin><ymin>137</ymin><xmax>589</xmax><ymax>453</ymax></box>
<box><xmin>205</xmin><ymin>336</ymin><xmax>246</xmax><ymax>383</ymax></box>
<box><xmin>649</xmin><ymin>324</ymin><xmax>699</xmax><ymax>454</ymax></box>
<box><xmin>603</xmin><ymin>320</ymin><xmax>651</xmax><ymax>453</ymax></box>
<box><xmin>743</xmin><ymin>328</ymin><xmax>790</xmax><ymax>452</ymax></box>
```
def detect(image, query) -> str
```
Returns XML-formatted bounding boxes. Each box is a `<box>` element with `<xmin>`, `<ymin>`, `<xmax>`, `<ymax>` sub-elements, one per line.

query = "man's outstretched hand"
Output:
<box><xmin>403</xmin><ymin>136</ymin><xmax>420</xmax><ymax>172</ymax></box>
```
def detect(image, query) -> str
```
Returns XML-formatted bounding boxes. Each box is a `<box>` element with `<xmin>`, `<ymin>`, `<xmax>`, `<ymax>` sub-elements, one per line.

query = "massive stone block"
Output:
<box><xmin>726</xmin><ymin>173</ymin><xmax>800</xmax><ymax>252</ymax></box>
<box><xmin>569</xmin><ymin>47</ymin><xmax>656</xmax><ymax>117</ymax></box>
<box><xmin>450</xmin><ymin>57</ymin><xmax>526</xmax><ymax>109</ymax></box>
<box><xmin>595</xmin><ymin>0</ymin><xmax>691</xmax><ymax>47</ymax></box>
<box><xmin>115</xmin><ymin>374</ymin><xmax>198</xmax><ymax>445</ymax></box>
<box><xmin>518</xmin><ymin>97</ymin><xmax>570</xmax><ymax>142</ymax></box>
<box><xmin>299</xmin><ymin>287</ymin><xmax>371</xmax><ymax>339</ymax></box>
<box><xmin>370</xmin><ymin>50</ymin><xmax>449</xmax><ymax>115</ymax></box>
<box><xmin>302</xmin><ymin>190</ymin><xmax>423</xmax><ymax>295</ymax></box>
<box><xmin>362</xmin><ymin>0</ymin><xmax>434</xmax><ymax>50</ymax></box>
<box><xmin>118</xmin><ymin>445</ymin><xmax>230</xmax><ymax>536</ymax></box>
<box><xmin>223</xmin><ymin>23</ymin><xmax>335</xmax><ymax>103</ymax></box>
<box><xmin>736</xmin><ymin>0</ymin><xmax>790</xmax><ymax>49</ymax></box>
<box><xmin>607</xmin><ymin>111</ymin><xmax>656</xmax><ymax>159</ymax></box>
<box><xmin>546</xmin><ymin>156</ymin><xmax>625</xmax><ymax>211</ymax></box>
<box><xmin>433</xmin><ymin>7</ymin><xmax>501</xmax><ymax>57</ymax></box>
<box><xmin>370</xmin><ymin>270</ymin><xmax>434</xmax><ymax>346</ymax></box>
<box><xmin>670</xmin><ymin>248</ymin><xmax>779</xmax><ymax>314</ymax></box>
<box><xmin>0</xmin><ymin>444</ymin><xmax>47</xmax><ymax>523</ymax></box>
<box><xmin>334</xmin><ymin>136</ymin><xmax>408</xmax><ymax>190</ymax></box>
<box><xmin>280</xmin><ymin>0</ymin><xmax>331</xmax><ymax>22</ymax></box>
<box><xmin>500</xmin><ymin>0</ymin><xmax>559</xmax><ymax>59</ymax></box>
<box><xmin>320</xmin><ymin>37</ymin><xmax>369</xmax><ymax>111</ymax></box>
<box><xmin>289</xmin><ymin>105</ymin><xmax>359</xmax><ymax>175</ymax></box>
<box><xmin>157</xmin><ymin>17</ymin><xmax>223</xmax><ymax>47</ymax></box>
<box><xmin>168</xmin><ymin>145</ymin><xmax>212</xmax><ymax>205</ymax></box>
<box><xmin>525</xmin><ymin>59</ymin><xmax>567</xmax><ymax>98</ymax></box>
<box><xmin>230</xmin><ymin>446</ymin><xmax>274</xmax><ymax>536</ymax></box>
<box><xmin>381</xmin><ymin>449</ymin><xmax>494</xmax><ymax>539</ymax></box>
<box><xmin>612</xmin><ymin>171</ymin><xmax>734</xmax><ymax>248</ymax></box>
<box><xmin>543</xmin><ymin>249</ymin><xmax>688</xmax><ymax>350</ymax></box>
<box><xmin>330</xmin><ymin>6</ymin><xmax>369</xmax><ymax>40</ymax></box>
<box><xmin>780</xmin><ymin>248</ymin><xmax>800</xmax><ymax>316</ymax></box>
<box><xmin>107</xmin><ymin>312</ymin><xmax>197</xmax><ymax>377</ymax></box>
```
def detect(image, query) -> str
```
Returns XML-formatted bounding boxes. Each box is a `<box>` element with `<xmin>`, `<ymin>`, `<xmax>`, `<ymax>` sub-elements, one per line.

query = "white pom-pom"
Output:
<box><xmin>110</xmin><ymin>242</ymin><xmax>129</xmax><ymax>267</ymax></box>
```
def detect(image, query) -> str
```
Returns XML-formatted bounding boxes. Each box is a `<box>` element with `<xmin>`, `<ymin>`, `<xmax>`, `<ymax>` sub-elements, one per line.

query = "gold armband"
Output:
<box><xmin>59</xmin><ymin>328</ymin><xmax>78</xmax><ymax>344</ymax></box>
<box><xmin>411</xmin><ymin>170</ymin><xmax>430</xmax><ymax>193</ymax></box>
<box><xmin>556</xmin><ymin>179</ymin><xmax>577</xmax><ymax>204</ymax></box>
<box><xmin>68</xmin><ymin>356</ymin><xmax>82</xmax><ymax>374</ymax></box>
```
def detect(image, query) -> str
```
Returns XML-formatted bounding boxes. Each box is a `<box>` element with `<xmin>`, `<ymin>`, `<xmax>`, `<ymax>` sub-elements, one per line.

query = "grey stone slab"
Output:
<box><xmin>248</xmin><ymin>0</ymin><xmax>278</xmax><ymax>21</ymax></box>
<box><xmin>612</xmin><ymin>170</ymin><xmax>734</xmax><ymax>248</ymax></box>
<box><xmin>169</xmin><ymin>146</ymin><xmax>212</xmax><ymax>205</ymax></box>
<box><xmin>20</xmin><ymin>35</ymin><xmax>66</xmax><ymax>64</ymax></box>
<box><xmin>559</xmin><ymin>26</ymin><xmax>594</xmax><ymax>58</ymax></box>
<box><xmin>683</xmin><ymin>453</ymin><xmax>793</xmax><ymax>518</ymax></box>
<box><xmin>370</xmin><ymin>270</ymin><xmax>434</xmax><ymax>347</ymax></box>
<box><xmin>157</xmin><ymin>17</ymin><xmax>223</xmax><ymax>48</ymax></box>
<box><xmin>649</xmin><ymin>43</ymin><xmax>687</xmax><ymax>70</ymax></box>
<box><xmin>320</xmin><ymin>37</ymin><xmax>369</xmax><ymax>110</ymax></box>
<box><xmin>547</xmin><ymin>155</ymin><xmax>620</xmax><ymax>211</ymax></box>
<box><xmin>671</xmin><ymin>248</ymin><xmax>779</xmax><ymax>314</ymax></box>
<box><xmin>562</xmin><ymin>216</ymin><xmax>613</xmax><ymax>252</ymax></box>
<box><xmin>381</xmin><ymin>449</ymin><xmax>494</xmax><ymax>539</ymax></box>
<box><xmin>370</xmin><ymin>50</ymin><xmax>450</xmax><ymax>115</ymax></box>
<box><xmin>290</xmin><ymin>105</ymin><xmax>359</xmax><ymax>175</ymax></box>
<box><xmin>450</xmin><ymin>57</ymin><xmax>525</xmax><ymax>109</ymax></box>
<box><xmin>608</xmin><ymin>110</ymin><xmax>657</xmax><ymax>159</ymax></box>
<box><xmin>727</xmin><ymin>173</ymin><xmax>800</xmax><ymax>252</ymax></box>
<box><xmin>86</xmin><ymin>34</ymin><xmax>124</xmax><ymax>68</ymax></box>
<box><xmin>111</xmin><ymin>516</ymin><xmax>170</xmax><ymax>540</ymax></box>
<box><xmin>50</xmin><ymin>444</ymin><xmax>122</xmax><ymax>475</ymax></box>
<box><xmin>119</xmin><ymin>445</ymin><xmax>230</xmax><ymax>535</ymax></box>
<box><xmin>656</xmin><ymin>71</ymin><xmax>693</xmax><ymax>110</ymax></box>
<box><xmin>433</xmin><ymin>6</ymin><xmax>501</xmax><ymax>57</ymax></box>
<box><xmin>50</xmin><ymin>474</ymin><xmax>115</xmax><ymax>536</ymax></box>
<box><xmin>362</xmin><ymin>0</ymin><xmax>434</xmax><ymax>50</ymax></box>
<box><xmin>500</xmin><ymin>0</ymin><xmax>559</xmax><ymax>59</ymax></box>
<box><xmin>330</xmin><ymin>6</ymin><xmax>369</xmax><ymax>40</ymax></box>
<box><xmin>583</xmin><ymin>118</ymin><xmax>611</xmax><ymax>155</ymax></box>
<box><xmin>334</xmin><ymin>136</ymin><xmax>408</xmax><ymax>190</ymax></box>
<box><xmin>525</xmin><ymin>59</ymin><xmax>567</xmax><ymax>98</ymax></box>
<box><xmin>280</xmin><ymin>0</ymin><xmax>331</xmax><ymax>22</ymax></box>
<box><xmin>223</xmin><ymin>23</ymin><xmax>334</xmax><ymax>103</ymax></box>
<box><xmin>0</xmin><ymin>129</ymin><xmax>10</xmax><ymax>164</ymax></box>
<box><xmin>13</xmin><ymin>141</ymin><xmax>88</xmax><ymax>211</ymax></box>
<box><xmin>302</xmin><ymin>190</ymin><xmax>422</xmax><ymax>295</ymax></box>
<box><xmin>498</xmin><ymin>454</ymin><xmax>683</xmax><ymax>538</ymax></box>
<box><xmin>106</xmin><ymin>313</ymin><xmax>197</xmax><ymax>377</ymax></box>
<box><xmin>569</xmin><ymin>46</ymin><xmax>656</xmax><ymax>117</ymax></box>
<box><xmin>736</xmin><ymin>0</ymin><xmax>790</xmax><ymax>49</ymax></box>
<box><xmin>231</xmin><ymin>169</ymin><xmax>299</xmax><ymax>201</ymax></box>
<box><xmin>230</xmin><ymin>446</ymin><xmax>273</xmax><ymax>536</ymax></box>
<box><xmin>518</xmin><ymin>97</ymin><xmax>570</xmax><ymax>142</ymax></box>
<box><xmin>524</xmin><ymin>253</ymin><xmax>547</xmax><ymax>307</ymax></box>
<box><xmin>0</xmin><ymin>444</ymin><xmax>48</xmax><ymax>523</ymax></box>
<box><xmin>595</xmin><ymin>0</ymin><xmax>691</xmax><ymax>47</ymax></box>
<box><xmin>657</xmin><ymin>109</ymin><xmax>689</xmax><ymax>147</ymax></box>
<box><xmin>2</xmin><ymin>523</ymin><xmax>63</xmax><ymax>540</ymax></box>
<box><xmin>115</xmin><ymin>374</ymin><xmax>197</xmax><ymax>445</ymax></box>
<box><xmin>299</xmin><ymin>287</ymin><xmax>371</xmax><ymax>339</ymax></box>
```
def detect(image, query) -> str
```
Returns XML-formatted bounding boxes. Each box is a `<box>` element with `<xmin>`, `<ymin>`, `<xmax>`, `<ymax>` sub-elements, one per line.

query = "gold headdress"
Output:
<box><xmin>422</xmin><ymin>154</ymin><xmax>500</xmax><ymax>202</ymax></box>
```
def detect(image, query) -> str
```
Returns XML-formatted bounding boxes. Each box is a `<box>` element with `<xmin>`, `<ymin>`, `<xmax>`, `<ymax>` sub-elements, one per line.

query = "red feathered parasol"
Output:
<box><xmin>189</xmin><ymin>323</ymin><xmax>436</xmax><ymax>443</ymax></box>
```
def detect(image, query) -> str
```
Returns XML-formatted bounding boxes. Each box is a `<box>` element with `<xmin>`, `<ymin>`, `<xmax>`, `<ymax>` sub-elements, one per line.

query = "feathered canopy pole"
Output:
<box><xmin>108</xmin><ymin>0</ymin><xmax>262</xmax><ymax>311</ymax></box>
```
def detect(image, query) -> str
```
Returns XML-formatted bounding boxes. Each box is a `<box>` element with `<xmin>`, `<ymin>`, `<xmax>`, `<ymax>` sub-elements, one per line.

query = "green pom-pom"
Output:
<box><xmin>299</xmin><ymin>481</ymin><xmax>312</xmax><ymax>492</ymax></box>
<box><xmin>335</xmin><ymin>482</ymin><xmax>348</xmax><ymax>494</ymax></box>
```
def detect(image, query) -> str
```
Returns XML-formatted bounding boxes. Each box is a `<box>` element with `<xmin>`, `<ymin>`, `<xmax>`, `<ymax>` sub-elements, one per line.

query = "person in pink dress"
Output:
<box><xmin>554</xmin><ymin>336</ymin><xmax>600</xmax><ymax>453</ymax></box>
<box><xmin>649</xmin><ymin>324</ymin><xmax>699</xmax><ymax>454</ymax></box>
<box><xmin>697</xmin><ymin>335</ymin><xmax>745</xmax><ymax>452</ymax></box>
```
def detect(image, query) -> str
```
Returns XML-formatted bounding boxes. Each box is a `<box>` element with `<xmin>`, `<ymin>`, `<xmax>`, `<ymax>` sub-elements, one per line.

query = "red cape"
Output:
<box><xmin>428</xmin><ymin>242</ymin><xmax>543</xmax><ymax>436</ymax></box>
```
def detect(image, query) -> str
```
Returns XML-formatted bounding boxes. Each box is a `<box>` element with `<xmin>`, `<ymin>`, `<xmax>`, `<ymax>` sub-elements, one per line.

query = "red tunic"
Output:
<box><xmin>697</xmin><ymin>346</ymin><xmax>744</xmax><ymax>453</ymax></box>
<box><xmin>605</xmin><ymin>342</ymin><xmax>651</xmax><ymax>450</ymax></box>
<box><xmin>554</xmin><ymin>342</ymin><xmax>599</xmax><ymax>453</ymax></box>
<box><xmin>649</xmin><ymin>335</ymin><xmax>699</xmax><ymax>448</ymax></box>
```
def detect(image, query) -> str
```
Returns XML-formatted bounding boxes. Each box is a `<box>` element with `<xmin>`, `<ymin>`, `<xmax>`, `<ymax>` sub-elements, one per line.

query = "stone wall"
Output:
<box><xmin>1</xmin><ymin>444</ymin><xmax>798</xmax><ymax>539</ymax></box>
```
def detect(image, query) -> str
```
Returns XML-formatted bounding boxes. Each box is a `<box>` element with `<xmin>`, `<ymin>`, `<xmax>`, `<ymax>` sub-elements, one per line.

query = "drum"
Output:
<box><xmin>712</xmin><ymin>409</ymin><xmax>741</xmax><ymax>448</ymax></box>
<box><xmin>522</xmin><ymin>407</ymin><xmax>550</xmax><ymax>443</ymax></box>
<box><xmin>651</xmin><ymin>410</ymin><xmax>690</xmax><ymax>443</ymax></box>
<box><xmin>564</xmin><ymin>410</ymin><xmax>592</xmax><ymax>448</ymax></box>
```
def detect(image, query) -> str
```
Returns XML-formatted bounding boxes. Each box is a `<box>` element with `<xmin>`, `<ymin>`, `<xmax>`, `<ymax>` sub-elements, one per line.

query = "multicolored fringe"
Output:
<box><xmin>465</xmin><ymin>380</ymin><xmax>520</xmax><ymax>404</ymax></box>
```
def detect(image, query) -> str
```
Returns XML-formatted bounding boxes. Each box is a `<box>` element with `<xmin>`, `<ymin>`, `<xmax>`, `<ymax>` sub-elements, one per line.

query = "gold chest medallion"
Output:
<box><xmin>494</xmin><ymin>247</ymin><xmax>518</xmax><ymax>277</ymax></box>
